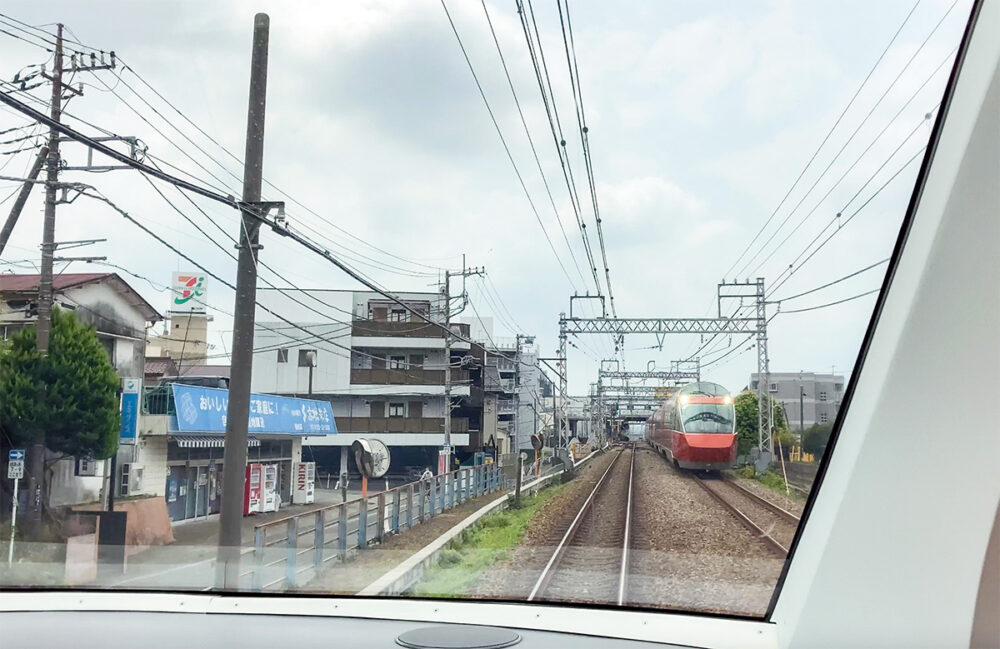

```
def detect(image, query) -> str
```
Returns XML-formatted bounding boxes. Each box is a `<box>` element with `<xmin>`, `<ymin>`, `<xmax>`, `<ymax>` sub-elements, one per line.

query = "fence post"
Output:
<box><xmin>337</xmin><ymin>503</ymin><xmax>347</xmax><ymax>561</ymax></box>
<box><xmin>392</xmin><ymin>489</ymin><xmax>401</xmax><ymax>533</ymax></box>
<box><xmin>314</xmin><ymin>510</ymin><xmax>325</xmax><ymax>572</ymax></box>
<box><xmin>459</xmin><ymin>468</ymin><xmax>466</xmax><ymax>503</ymax></box>
<box><xmin>406</xmin><ymin>484</ymin><xmax>414</xmax><ymax>530</ymax></box>
<box><xmin>358</xmin><ymin>497</ymin><xmax>368</xmax><ymax>548</ymax></box>
<box><xmin>437</xmin><ymin>475</ymin><xmax>445</xmax><ymax>513</ymax></box>
<box><xmin>252</xmin><ymin>526</ymin><xmax>264</xmax><ymax>592</ymax></box>
<box><xmin>286</xmin><ymin>518</ymin><xmax>297</xmax><ymax>588</ymax></box>
<box><xmin>429</xmin><ymin>477</ymin><xmax>438</xmax><ymax>516</ymax></box>
<box><xmin>376</xmin><ymin>492</ymin><xmax>386</xmax><ymax>542</ymax></box>
<box><xmin>448</xmin><ymin>470</ymin><xmax>456</xmax><ymax>509</ymax></box>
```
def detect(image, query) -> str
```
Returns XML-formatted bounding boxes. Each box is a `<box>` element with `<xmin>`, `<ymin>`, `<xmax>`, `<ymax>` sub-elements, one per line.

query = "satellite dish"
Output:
<box><xmin>368</xmin><ymin>439</ymin><xmax>391</xmax><ymax>478</ymax></box>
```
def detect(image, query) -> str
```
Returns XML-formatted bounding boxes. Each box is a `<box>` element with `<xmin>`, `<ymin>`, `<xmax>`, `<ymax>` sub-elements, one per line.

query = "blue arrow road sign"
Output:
<box><xmin>9</xmin><ymin>449</ymin><xmax>24</xmax><ymax>461</ymax></box>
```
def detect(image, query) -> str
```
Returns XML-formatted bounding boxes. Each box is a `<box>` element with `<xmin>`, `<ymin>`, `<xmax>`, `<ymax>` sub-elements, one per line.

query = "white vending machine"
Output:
<box><xmin>293</xmin><ymin>461</ymin><xmax>316</xmax><ymax>504</ymax></box>
<box><xmin>260</xmin><ymin>464</ymin><xmax>279</xmax><ymax>512</ymax></box>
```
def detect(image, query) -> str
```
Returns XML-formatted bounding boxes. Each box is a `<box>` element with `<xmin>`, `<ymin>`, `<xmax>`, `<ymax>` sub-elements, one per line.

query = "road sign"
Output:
<box><xmin>7</xmin><ymin>449</ymin><xmax>24</xmax><ymax>480</ymax></box>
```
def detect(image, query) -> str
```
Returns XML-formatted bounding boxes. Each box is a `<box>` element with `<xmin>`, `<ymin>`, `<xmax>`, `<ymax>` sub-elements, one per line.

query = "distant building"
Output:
<box><xmin>748</xmin><ymin>372</ymin><xmax>846</xmax><ymax>432</ymax></box>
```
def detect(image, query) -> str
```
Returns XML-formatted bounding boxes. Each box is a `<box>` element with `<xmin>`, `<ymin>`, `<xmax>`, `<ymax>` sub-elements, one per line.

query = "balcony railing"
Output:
<box><xmin>350</xmin><ymin>368</ymin><xmax>445</xmax><ymax>385</ymax></box>
<box><xmin>334</xmin><ymin>416</ymin><xmax>470</xmax><ymax>434</ymax></box>
<box><xmin>142</xmin><ymin>385</ymin><xmax>174</xmax><ymax>415</ymax></box>
<box><xmin>352</xmin><ymin>321</ymin><xmax>471</xmax><ymax>339</ymax></box>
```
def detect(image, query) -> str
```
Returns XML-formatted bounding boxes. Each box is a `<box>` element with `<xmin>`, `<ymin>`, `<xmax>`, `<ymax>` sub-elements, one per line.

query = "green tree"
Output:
<box><xmin>802</xmin><ymin>422</ymin><xmax>834</xmax><ymax>459</ymax></box>
<box><xmin>734</xmin><ymin>390</ymin><xmax>788</xmax><ymax>456</ymax></box>
<box><xmin>0</xmin><ymin>308</ymin><xmax>120</xmax><ymax>527</ymax></box>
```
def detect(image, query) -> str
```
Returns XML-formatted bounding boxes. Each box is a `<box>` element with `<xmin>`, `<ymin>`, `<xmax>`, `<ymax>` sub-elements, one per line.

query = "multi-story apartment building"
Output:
<box><xmin>252</xmin><ymin>289</ymin><xmax>479</xmax><ymax>479</ymax></box>
<box><xmin>748</xmin><ymin>371</ymin><xmax>846</xmax><ymax>432</ymax></box>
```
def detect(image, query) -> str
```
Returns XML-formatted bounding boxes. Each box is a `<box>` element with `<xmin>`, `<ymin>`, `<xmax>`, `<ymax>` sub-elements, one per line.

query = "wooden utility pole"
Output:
<box><xmin>216</xmin><ymin>13</ymin><xmax>270</xmax><ymax>590</ymax></box>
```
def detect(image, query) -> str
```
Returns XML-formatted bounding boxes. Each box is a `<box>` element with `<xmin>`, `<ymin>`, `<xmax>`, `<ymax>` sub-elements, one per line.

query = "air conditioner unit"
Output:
<box><xmin>119</xmin><ymin>463</ymin><xmax>144</xmax><ymax>497</ymax></box>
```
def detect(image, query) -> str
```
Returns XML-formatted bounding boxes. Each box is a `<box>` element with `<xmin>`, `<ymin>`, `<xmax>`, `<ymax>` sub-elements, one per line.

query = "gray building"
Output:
<box><xmin>748</xmin><ymin>372</ymin><xmax>845</xmax><ymax>433</ymax></box>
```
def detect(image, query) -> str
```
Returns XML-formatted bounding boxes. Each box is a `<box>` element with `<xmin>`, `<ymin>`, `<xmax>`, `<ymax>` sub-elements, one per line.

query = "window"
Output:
<box><xmin>3</xmin><ymin>0</ymin><xmax>977</xmax><ymax>628</ymax></box>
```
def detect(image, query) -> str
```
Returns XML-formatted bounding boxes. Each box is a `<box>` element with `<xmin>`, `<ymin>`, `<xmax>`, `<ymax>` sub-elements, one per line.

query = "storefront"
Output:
<box><xmin>162</xmin><ymin>384</ymin><xmax>336</xmax><ymax>523</ymax></box>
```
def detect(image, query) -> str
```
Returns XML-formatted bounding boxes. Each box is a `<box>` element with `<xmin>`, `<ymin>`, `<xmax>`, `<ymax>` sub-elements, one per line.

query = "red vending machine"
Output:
<box><xmin>243</xmin><ymin>463</ymin><xmax>262</xmax><ymax>515</ymax></box>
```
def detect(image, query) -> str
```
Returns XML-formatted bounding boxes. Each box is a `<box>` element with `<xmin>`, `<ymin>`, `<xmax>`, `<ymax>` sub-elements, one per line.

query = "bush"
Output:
<box><xmin>758</xmin><ymin>470</ymin><xmax>787</xmax><ymax>491</ymax></box>
<box><xmin>437</xmin><ymin>549</ymin><xmax>462</xmax><ymax>568</ymax></box>
<box><xmin>802</xmin><ymin>423</ymin><xmax>834</xmax><ymax>458</ymax></box>
<box><xmin>737</xmin><ymin>466</ymin><xmax>756</xmax><ymax>480</ymax></box>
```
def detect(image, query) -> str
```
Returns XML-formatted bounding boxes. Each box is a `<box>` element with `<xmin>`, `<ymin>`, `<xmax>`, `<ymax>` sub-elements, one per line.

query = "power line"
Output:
<box><xmin>517</xmin><ymin>0</ymin><xmax>602</xmax><ymax>297</ymax></box>
<box><xmin>721</xmin><ymin>0</ymin><xmax>922</xmax><ymax>280</ymax></box>
<box><xmin>778</xmin><ymin>288</ymin><xmax>881</xmax><ymax>315</ymax></box>
<box><xmin>556</xmin><ymin>0</ymin><xmax>616</xmax><ymax>318</ymax></box>
<box><xmin>772</xmin><ymin>258</ymin><xmax>889</xmax><ymax>303</ymax></box>
<box><xmin>768</xmin><ymin>141</ymin><xmax>928</xmax><ymax>296</ymax></box>
<box><xmin>438</xmin><ymin>0</ymin><xmax>577</xmax><ymax>290</ymax></box>
<box><xmin>479</xmin><ymin>0</ymin><xmax>587</xmax><ymax>287</ymax></box>
<box><xmin>748</xmin><ymin>48</ymin><xmax>955</xmax><ymax>278</ymax></box>
<box><xmin>736</xmin><ymin>0</ymin><xmax>960</xmax><ymax>279</ymax></box>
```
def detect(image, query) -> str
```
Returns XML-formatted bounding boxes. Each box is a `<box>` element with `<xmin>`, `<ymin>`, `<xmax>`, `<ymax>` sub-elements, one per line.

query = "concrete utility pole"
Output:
<box><xmin>217</xmin><ymin>13</ymin><xmax>270</xmax><ymax>590</ymax></box>
<box><xmin>440</xmin><ymin>260</ymin><xmax>483</xmax><ymax>474</ymax></box>
<box><xmin>0</xmin><ymin>146</ymin><xmax>47</xmax><ymax>257</ymax></box>
<box><xmin>36</xmin><ymin>24</ymin><xmax>63</xmax><ymax>354</ymax></box>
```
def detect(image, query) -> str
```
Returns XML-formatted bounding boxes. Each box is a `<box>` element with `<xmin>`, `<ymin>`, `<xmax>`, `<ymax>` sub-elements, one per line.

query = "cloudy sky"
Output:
<box><xmin>0</xmin><ymin>0</ymin><xmax>973</xmax><ymax>394</ymax></box>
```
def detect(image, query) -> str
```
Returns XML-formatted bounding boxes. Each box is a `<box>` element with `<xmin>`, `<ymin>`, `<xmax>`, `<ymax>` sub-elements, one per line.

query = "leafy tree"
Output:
<box><xmin>0</xmin><ymin>306</ymin><xmax>120</xmax><ymax>460</ymax></box>
<box><xmin>802</xmin><ymin>422</ymin><xmax>834</xmax><ymax>459</ymax></box>
<box><xmin>734</xmin><ymin>390</ymin><xmax>788</xmax><ymax>456</ymax></box>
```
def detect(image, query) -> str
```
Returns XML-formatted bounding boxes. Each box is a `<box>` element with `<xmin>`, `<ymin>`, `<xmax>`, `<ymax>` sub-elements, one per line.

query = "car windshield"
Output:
<box><xmin>0</xmin><ymin>0</ymin><xmax>974</xmax><ymax>621</ymax></box>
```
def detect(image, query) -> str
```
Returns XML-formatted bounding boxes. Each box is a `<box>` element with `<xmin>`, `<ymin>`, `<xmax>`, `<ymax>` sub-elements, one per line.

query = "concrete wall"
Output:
<box><xmin>48</xmin><ymin>457</ymin><xmax>104</xmax><ymax>508</ymax></box>
<box><xmin>139</xmin><ymin>435</ymin><xmax>168</xmax><ymax>497</ymax></box>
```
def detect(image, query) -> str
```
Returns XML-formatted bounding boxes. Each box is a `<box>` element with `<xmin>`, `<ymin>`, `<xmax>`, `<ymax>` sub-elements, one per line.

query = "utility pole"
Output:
<box><xmin>36</xmin><ymin>24</ymin><xmax>64</xmax><ymax>354</ymax></box>
<box><xmin>0</xmin><ymin>146</ymin><xmax>47</xmax><ymax>257</ymax></box>
<box><xmin>800</xmin><ymin>386</ymin><xmax>805</xmax><ymax>434</ymax></box>
<box><xmin>440</xmin><ymin>260</ymin><xmax>484</xmax><ymax>475</ymax></box>
<box><xmin>217</xmin><ymin>13</ymin><xmax>271</xmax><ymax>590</ymax></box>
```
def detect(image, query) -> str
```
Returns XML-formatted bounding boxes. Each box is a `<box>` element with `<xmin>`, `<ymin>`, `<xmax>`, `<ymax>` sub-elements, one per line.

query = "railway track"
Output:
<box><xmin>691</xmin><ymin>473</ymin><xmax>800</xmax><ymax>555</ymax></box>
<box><xmin>528</xmin><ymin>445</ymin><xmax>635</xmax><ymax>606</ymax></box>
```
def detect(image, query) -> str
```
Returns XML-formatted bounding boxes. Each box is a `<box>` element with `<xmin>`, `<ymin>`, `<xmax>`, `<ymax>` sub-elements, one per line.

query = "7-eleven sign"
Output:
<box><xmin>170</xmin><ymin>272</ymin><xmax>208</xmax><ymax>313</ymax></box>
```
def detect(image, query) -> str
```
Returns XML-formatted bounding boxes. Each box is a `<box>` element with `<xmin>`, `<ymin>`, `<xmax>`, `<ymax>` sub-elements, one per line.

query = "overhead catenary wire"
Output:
<box><xmin>555</xmin><ymin>0</ymin><xmax>617</xmax><ymax>319</ymax></box>
<box><xmin>479</xmin><ymin>0</ymin><xmax>587</xmax><ymax>288</ymax></box>
<box><xmin>721</xmin><ymin>0</ymin><xmax>922</xmax><ymax>281</ymax></box>
<box><xmin>736</xmin><ymin>0</ymin><xmax>961</xmax><ymax>279</ymax></box>
<box><xmin>771</xmin><ymin>258</ymin><xmax>889</xmax><ymax>303</ymax></box>
<box><xmin>438</xmin><ymin>0</ymin><xmax>578</xmax><ymax>290</ymax></box>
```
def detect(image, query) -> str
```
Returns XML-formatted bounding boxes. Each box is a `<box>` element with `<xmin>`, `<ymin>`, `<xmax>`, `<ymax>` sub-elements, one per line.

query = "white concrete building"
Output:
<box><xmin>251</xmin><ymin>289</ymin><xmax>476</xmax><ymax>477</ymax></box>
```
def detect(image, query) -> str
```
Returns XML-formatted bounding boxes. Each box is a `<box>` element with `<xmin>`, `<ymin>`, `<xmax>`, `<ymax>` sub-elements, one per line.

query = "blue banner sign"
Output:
<box><xmin>170</xmin><ymin>384</ymin><xmax>336</xmax><ymax>435</ymax></box>
<box><xmin>120</xmin><ymin>378</ymin><xmax>140</xmax><ymax>443</ymax></box>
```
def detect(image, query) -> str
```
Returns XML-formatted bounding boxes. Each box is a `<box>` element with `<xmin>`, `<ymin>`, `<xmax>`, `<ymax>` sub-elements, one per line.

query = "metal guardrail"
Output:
<box><xmin>246</xmin><ymin>463</ymin><xmax>504</xmax><ymax>591</ymax></box>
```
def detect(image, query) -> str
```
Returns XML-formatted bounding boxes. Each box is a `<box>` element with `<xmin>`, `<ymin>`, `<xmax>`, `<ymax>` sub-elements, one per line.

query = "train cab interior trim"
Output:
<box><xmin>1</xmin><ymin>0</ymin><xmax>998</xmax><ymax>647</ymax></box>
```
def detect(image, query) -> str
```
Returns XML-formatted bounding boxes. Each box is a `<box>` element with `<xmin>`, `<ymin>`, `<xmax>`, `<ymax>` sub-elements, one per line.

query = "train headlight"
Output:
<box><xmin>722</xmin><ymin>395</ymin><xmax>733</xmax><ymax>404</ymax></box>
<box><xmin>679</xmin><ymin>395</ymin><xmax>690</xmax><ymax>405</ymax></box>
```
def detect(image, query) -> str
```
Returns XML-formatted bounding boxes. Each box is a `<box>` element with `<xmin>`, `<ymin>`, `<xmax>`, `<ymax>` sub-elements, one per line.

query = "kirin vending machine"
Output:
<box><xmin>293</xmin><ymin>461</ymin><xmax>316</xmax><ymax>504</ymax></box>
<box><xmin>260</xmin><ymin>464</ymin><xmax>279</xmax><ymax>513</ymax></box>
<box><xmin>243</xmin><ymin>463</ymin><xmax>262</xmax><ymax>515</ymax></box>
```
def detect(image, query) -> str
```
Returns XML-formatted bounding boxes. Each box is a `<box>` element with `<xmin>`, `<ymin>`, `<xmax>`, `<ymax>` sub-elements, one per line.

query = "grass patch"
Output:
<box><xmin>412</xmin><ymin>481</ymin><xmax>571</xmax><ymax>598</ymax></box>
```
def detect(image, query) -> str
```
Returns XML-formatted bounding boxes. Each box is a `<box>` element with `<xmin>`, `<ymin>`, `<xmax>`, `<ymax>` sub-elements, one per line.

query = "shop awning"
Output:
<box><xmin>172</xmin><ymin>434</ymin><xmax>261</xmax><ymax>448</ymax></box>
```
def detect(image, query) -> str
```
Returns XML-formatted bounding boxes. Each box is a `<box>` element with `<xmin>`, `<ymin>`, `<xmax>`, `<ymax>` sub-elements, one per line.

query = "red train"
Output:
<box><xmin>645</xmin><ymin>381</ymin><xmax>736</xmax><ymax>471</ymax></box>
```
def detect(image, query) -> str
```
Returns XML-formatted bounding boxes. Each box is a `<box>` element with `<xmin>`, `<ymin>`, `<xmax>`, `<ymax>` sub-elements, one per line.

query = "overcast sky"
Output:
<box><xmin>0</xmin><ymin>0</ymin><xmax>973</xmax><ymax>395</ymax></box>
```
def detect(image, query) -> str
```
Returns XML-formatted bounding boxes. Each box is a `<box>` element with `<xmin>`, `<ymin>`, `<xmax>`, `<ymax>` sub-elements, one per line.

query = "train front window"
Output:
<box><xmin>0</xmin><ymin>0</ymin><xmax>976</xmax><ymax>626</ymax></box>
<box><xmin>681</xmin><ymin>404</ymin><xmax>735</xmax><ymax>434</ymax></box>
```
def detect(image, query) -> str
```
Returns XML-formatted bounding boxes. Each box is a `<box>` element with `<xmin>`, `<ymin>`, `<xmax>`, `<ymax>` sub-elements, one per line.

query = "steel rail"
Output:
<box><xmin>527</xmin><ymin>448</ymin><xmax>624</xmax><ymax>601</ymax></box>
<box><xmin>720</xmin><ymin>477</ymin><xmax>801</xmax><ymax>524</ymax></box>
<box><xmin>691</xmin><ymin>474</ymin><xmax>788</xmax><ymax>556</ymax></box>
<box><xmin>616</xmin><ymin>443</ymin><xmax>636</xmax><ymax>606</ymax></box>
